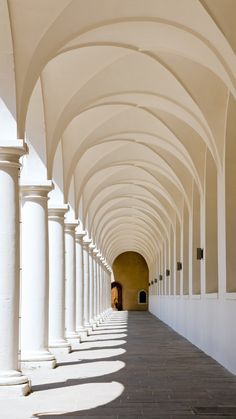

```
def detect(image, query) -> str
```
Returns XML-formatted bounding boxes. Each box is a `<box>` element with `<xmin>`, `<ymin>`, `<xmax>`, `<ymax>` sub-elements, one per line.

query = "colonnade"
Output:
<box><xmin>0</xmin><ymin>143</ymin><xmax>112</xmax><ymax>396</ymax></box>
<box><xmin>148</xmin><ymin>186</ymin><xmax>219</xmax><ymax>298</ymax></box>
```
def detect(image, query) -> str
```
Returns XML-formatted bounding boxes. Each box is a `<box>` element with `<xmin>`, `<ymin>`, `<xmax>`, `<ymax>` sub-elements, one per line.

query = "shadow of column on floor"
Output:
<box><xmin>31</xmin><ymin>311</ymin><xmax>236</xmax><ymax>419</ymax></box>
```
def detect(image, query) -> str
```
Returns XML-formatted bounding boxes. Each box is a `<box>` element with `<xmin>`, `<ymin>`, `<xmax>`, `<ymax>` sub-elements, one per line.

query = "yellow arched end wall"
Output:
<box><xmin>112</xmin><ymin>251</ymin><xmax>149</xmax><ymax>310</ymax></box>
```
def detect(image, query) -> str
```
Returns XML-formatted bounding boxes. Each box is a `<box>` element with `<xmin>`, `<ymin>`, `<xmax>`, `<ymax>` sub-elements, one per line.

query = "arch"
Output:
<box><xmin>1</xmin><ymin>0</ymin><xmax>236</xmax><ymax>380</ymax></box>
<box><xmin>21</xmin><ymin>79</ymin><xmax>48</xmax><ymax>184</ymax></box>
<box><xmin>13</xmin><ymin>5</ymin><xmax>236</xmax><ymax>137</ymax></box>
<box><xmin>204</xmin><ymin>148</ymin><xmax>218</xmax><ymax>293</ymax></box>
<box><xmin>0</xmin><ymin>0</ymin><xmax>17</xmax><ymax>141</ymax></box>
<box><xmin>48</xmin><ymin>141</ymin><xmax>65</xmax><ymax>206</ymax></box>
<box><xmin>225</xmin><ymin>93</ymin><xmax>236</xmax><ymax>292</ymax></box>
<box><xmin>112</xmin><ymin>251</ymin><xmax>149</xmax><ymax>311</ymax></box>
<box><xmin>138</xmin><ymin>289</ymin><xmax>148</xmax><ymax>304</ymax></box>
<box><xmin>111</xmin><ymin>281</ymin><xmax>123</xmax><ymax>311</ymax></box>
<box><xmin>191</xmin><ymin>180</ymin><xmax>201</xmax><ymax>295</ymax></box>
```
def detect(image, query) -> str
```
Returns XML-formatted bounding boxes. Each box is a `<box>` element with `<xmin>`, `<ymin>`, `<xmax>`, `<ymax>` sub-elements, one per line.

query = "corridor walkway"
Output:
<box><xmin>2</xmin><ymin>311</ymin><xmax>236</xmax><ymax>419</ymax></box>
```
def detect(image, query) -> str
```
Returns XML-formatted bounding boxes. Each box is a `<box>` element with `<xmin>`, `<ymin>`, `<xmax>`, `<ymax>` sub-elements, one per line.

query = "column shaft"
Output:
<box><xmin>107</xmin><ymin>274</ymin><xmax>110</xmax><ymax>310</ymax></box>
<box><xmin>96</xmin><ymin>259</ymin><xmax>100</xmax><ymax>317</ymax></box>
<box><xmin>0</xmin><ymin>142</ymin><xmax>30</xmax><ymax>395</ymax></box>
<box><xmin>83</xmin><ymin>240</ymin><xmax>91</xmax><ymax>327</ymax></box>
<box><xmin>93</xmin><ymin>254</ymin><xmax>97</xmax><ymax>319</ymax></box>
<box><xmin>65</xmin><ymin>222</ymin><xmax>78</xmax><ymax>342</ymax></box>
<box><xmin>101</xmin><ymin>265</ymin><xmax>105</xmax><ymax>314</ymax></box>
<box><xmin>75</xmin><ymin>232</ymin><xmax>86</xmax><ymax>335</ymax></box>
<box><xmin>100</xmin><ymin>264</ymin><xmax>104</xmax><ymax>314</ymax></box>
<box><xmin>89</xmin><ymin>248</ymin><xmax>94</xmax><ymax>323</ymax></box>
<box><xmin>20</xmin><ymin>184</ymin><xmax>56</xmax><ymax>368</ymax></box>
<box><xmin>48</xmin><ymin>207</ymin><xmax>71</xmax><ymax>354</ymax></box>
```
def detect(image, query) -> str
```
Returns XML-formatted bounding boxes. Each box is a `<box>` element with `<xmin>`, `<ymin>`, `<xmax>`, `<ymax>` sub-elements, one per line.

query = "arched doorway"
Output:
<box><xmin>112</xmin><ymin>251</ymin><xmax>149</xmax><ymax>311</ymax></box>
<box><xmin>111</xmin><ymin>282</ymin><xmax>123</xmax><ymax>310</ymax></box>
<box><xmin>138</xmin><ymin>289</ymin><xmax>147</xmax><ymax>304</ymax></box>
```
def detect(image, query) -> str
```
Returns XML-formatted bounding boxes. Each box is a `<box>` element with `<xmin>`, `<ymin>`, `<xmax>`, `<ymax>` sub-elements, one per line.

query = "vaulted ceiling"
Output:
<box><xmin>3</xmin><ymin>0</ymin><xmax>236</xmax><ymax>267</ymax></box>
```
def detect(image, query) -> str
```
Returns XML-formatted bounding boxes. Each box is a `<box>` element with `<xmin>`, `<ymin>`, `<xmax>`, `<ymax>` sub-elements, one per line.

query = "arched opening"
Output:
<box><xmin>225</xmin><ymin>94</ymin><xmax>236</xmax><ymax>292</ymax></box>
<box><xmin>112</xmin><ymin>251</ymin><xmax>149</xmax><ymax>310</ymax></box>
<box><xmin>111</xmin><ymin>281</ymin><xmax>123</xmax><ymax>311</ymax></box>
<box><xmin>138</xmin><ymin>290</ymin><xmax>147</xmax><ymax>304</ymax></box>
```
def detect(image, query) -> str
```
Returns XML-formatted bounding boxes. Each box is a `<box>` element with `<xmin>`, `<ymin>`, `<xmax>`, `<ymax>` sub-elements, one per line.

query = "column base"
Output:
<box><xmin>79</xmin><ymin>331</ymin><xmax>88</xmax><ymax>341</ymax></box>
<box><xmin>0</xmin><ymin>371</ymin><xmax>31</xmax><ymax>397</ymax></box>
<box><xmin>76</xmin><ymin>328</ymin><xmax>88</xmax><ymax>341</ymax></box>
<box><xmin>49</xmin><ymin>341</ymin><xmax>71</xmax><ymax>355</ymax></box>
<box><xmin>89</xmin><ymin>320</ymin><xmax>97</xmax><ymax>331</ymax></box>
<box><xmin>68</xmin><ymin>341</ymin><xmax>80</xmax><ymax>350</ymax></box>
<box><xmin>104</xmin><ymin>309</ymin><xmax>111</xmax><ymax>319</ymax></box>
<box><xmin>22</xmin><ymin>359</ymin><xmax>56</xmax><ymax>369</ymax></box>
<box><xmin>66</xmin><ymin>334</ymin><xmax>81</xmax><ymax>350</ymax></box>
<box><xmin>84</xmin><ymin>323</ymin><xmax>93</xmax><ymax>335</ymax></box>
<box><xmin>94</xmin><ymin>316</ymin><xmax>100</xmax><ymax>323</ymax></box>
<box><xmin>20</xmin><ymin>351</ymin><xmax>56</xmax><ymax>369</ymax></box>
<box><xmin>84</xmin><ymin>322</ymin><xmax>93</xmax><ymax>334</ymax></box>
<box><xmin>66</xmin><ymin>332</ymin><xmax>80</xmax><ymax>341</ymax></box>
<box><xmin>86</xmin><ymin>327</ymin><xmax>93</xmax><ymax>335</ymax></box>
<box><xmin>0</xmin><ymin>382</ymin><xmax>30</xmax><ymax>397</ymax></box>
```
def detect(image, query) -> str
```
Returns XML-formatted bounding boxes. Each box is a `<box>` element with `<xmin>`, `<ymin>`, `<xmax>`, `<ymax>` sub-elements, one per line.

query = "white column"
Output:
<box><xmin>98</xmin><ymin>258</ymin><xmax>102</xmax><ymax>320</ymax></box>
<box><xmin>106</xmin><ymin>267</ymin><xmax>109</xmax><ymax>312</ymax></box>
<box><xmin>83</xmin><ymin>238</ymin><xmax>91</xmax><ymax>327</ymax></box>
<box><xmin>103</xmin><ymin>262</ymin><xmax>107</xmax><ymax>314</ymax></box>
<box><xmin>93</xmin><ymin>249</ymin><xmax>98</xmax><ymax>320</ymax></box>
<box><xmin>105</xmin><ymin>267</ymin><xmax>109</xmax><ymax>312</ymax></box>
<box><xmin>96</xmin><ymin>254</ymin><xmax>101</xmax><ymax>319</ymax></box>
<box><xmin>104</xmin><ymin>265</ymin><xmax>110</xmax><ymax>314</ymax></box>
<box><xmin>89</xmin><ymin>244</ymin><xmax>95</xmax><ymax>324</ymax></box>
<box><xmin>75</xmin><ymin>232</ymin><xmax>86</xmax><ymax>337</ymax></box>
<box><xmin>48</xmin><ymin>207</ymin><xmax>71</xmax><ymax>354</ymax></box>
<box><xmin>103</xmin><ymin>265</ymin><xmax>107</xmax><ymax>313</ymax></box>
<box><xmin>65</xmin><ymin>222</ymin><xmax>79</xmax><ymax>343</ymax></box>
<box><xmin>101</xmin><ymin>259</ymin><xmax>106</xmax><ymax>316</ymax></box>
<box><xmin>20</xmin><ymin>183</ymin><xmax>56</xmax><ymax>368</ymax></box>
<box><xmin>108</xmin><ymin>269</ymin><xmax>112</xmax><ymax>312</ymax></box>
<box><xmin>100</xmin><ymin>259</ymin><xmax>104</xmax><ymax>318</ymax></box>
<box><xmin>0</xmin><ymin>142</ymin><xmax>30</xmax><ymax>396</ymax></box>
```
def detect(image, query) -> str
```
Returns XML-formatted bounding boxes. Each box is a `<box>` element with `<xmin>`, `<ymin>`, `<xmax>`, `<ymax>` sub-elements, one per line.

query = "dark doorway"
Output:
<box><xmin>111</xmin><ymin>282</ymin><xmax>123</xmax><ymax>310</ymax></box>
<box><xmin>139</xmin><ymin>290</ymin><xmax>147</xmax><ymax>304</ymax></box>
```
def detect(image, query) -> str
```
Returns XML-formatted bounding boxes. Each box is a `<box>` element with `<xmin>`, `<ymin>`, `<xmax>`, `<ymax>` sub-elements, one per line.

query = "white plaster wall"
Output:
<box><xmin>0</xmin><ymin>0</ymin><xmax>17</xmax><ymax>141</ymax></box>
<box><xmin>149</xmin><ymin>295</ymin><xmax>236</xmax><ymax>375</ymax></box>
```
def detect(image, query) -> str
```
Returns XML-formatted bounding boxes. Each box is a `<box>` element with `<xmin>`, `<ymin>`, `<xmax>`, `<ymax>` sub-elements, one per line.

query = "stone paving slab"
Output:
<box><xmin>33</xmin><ymin>311</ymin><xmax>236</xmax><ymax>419</ymax></box>
<box><xmin>1</xmin><ymin>311</ymin><xmax>236</xmax><ymax>419</ymax></box>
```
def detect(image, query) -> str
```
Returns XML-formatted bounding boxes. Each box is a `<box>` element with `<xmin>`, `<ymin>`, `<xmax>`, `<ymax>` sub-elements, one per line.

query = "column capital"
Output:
<box><xmin>100</xmin><ymin>258</ymin><xmax>105</xmax><ymax>266</ymax></box>
<box><xmin>64</xmin><ymin>220</ymin><xmax>79</xmax><ymax>233</ymax></box>
<box><xmin>82</xmin><ymin>237</ymin><xmax>92</xmax><ymax>249</ymax></box>
<box><xmin>89</xmin><ymin>243</ymin><xmax>96</xmax><ymax>254</ymax></box>
<box><xmin>48</xmin><ymin>204</ymin><xmax>69</xmax><ymax>220</ymax></box>
<box><xmin>96</xmin><ymin>252</ymin><xmax>101</xmax><ymax>260</ymax></box>
<box><xmin>75</xmin><ymin>230</ymin><xmax>86</xmax><ymax>243</ymax></box>
<box><xmin>20</xmin><ymin>181</ymin><xmax>54</xmax><ymax>200</ymax></box>
<box><xmin>93</xmin><ymin>248</ymin><xmax>99</xmax><ymax>256</ymax></box>
<box><xmin>0</xmin><ymin>140</ymin><xmax>28</xmax><ymax>168</ymax></box>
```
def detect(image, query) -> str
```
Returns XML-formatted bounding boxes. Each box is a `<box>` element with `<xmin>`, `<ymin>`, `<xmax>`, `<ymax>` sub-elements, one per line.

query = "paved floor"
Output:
<box><xmin>1</xmin><ymin>311</ymin><xmax>236</xmax><ymax>418</ymax></box>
